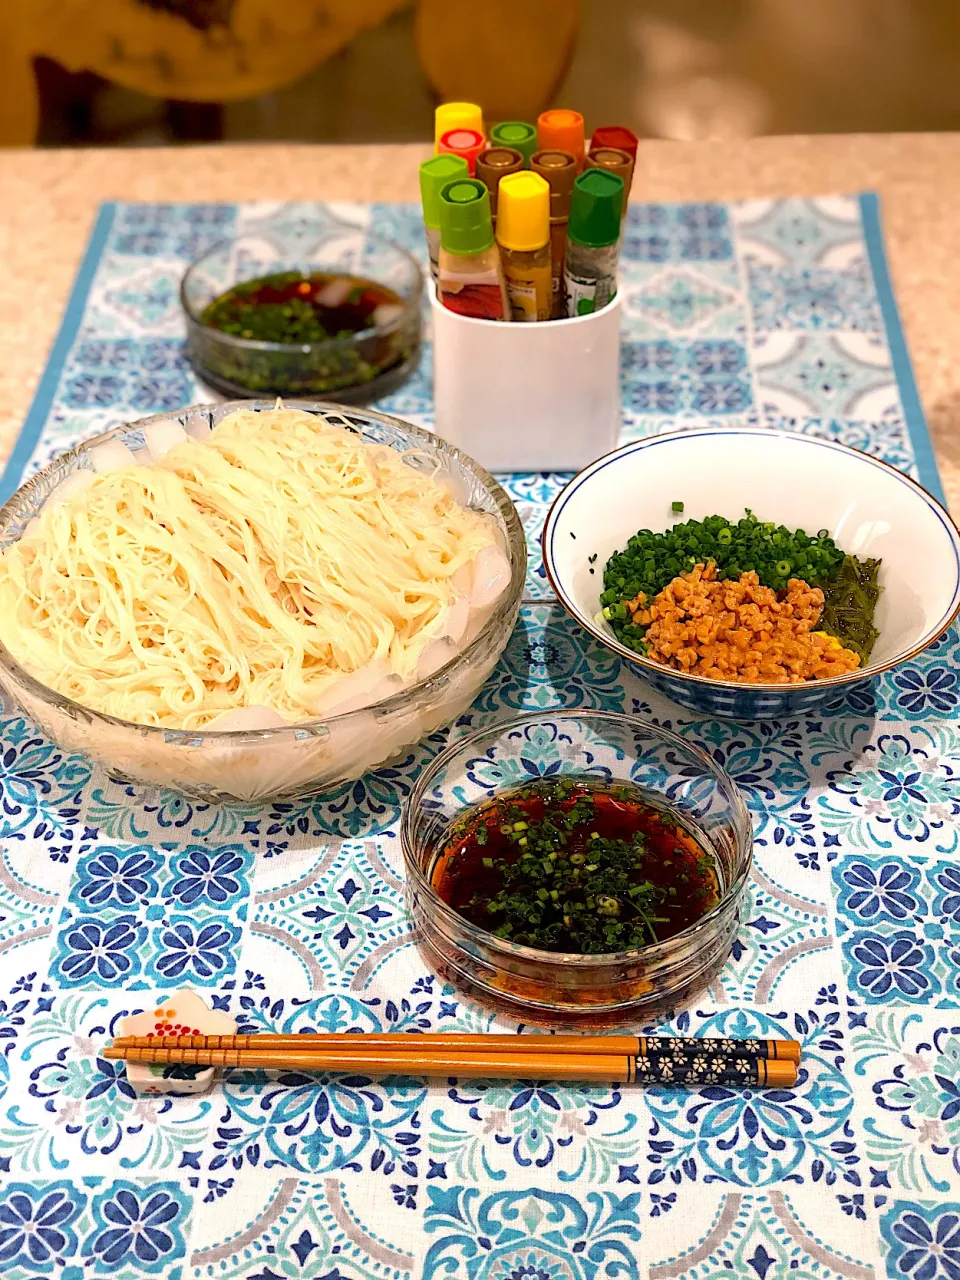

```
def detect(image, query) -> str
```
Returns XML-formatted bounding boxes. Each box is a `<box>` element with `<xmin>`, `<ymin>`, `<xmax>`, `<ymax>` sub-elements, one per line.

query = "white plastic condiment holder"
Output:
<box><xmin>429</xmin><ymin>286</ymin><xmax>622</xmax><ymax>473</ymax></box>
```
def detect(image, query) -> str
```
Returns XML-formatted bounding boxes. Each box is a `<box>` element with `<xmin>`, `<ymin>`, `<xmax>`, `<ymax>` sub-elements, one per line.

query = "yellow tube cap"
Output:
<box><xmin>496</xmin><ymin>171</ymin><xmax>550</xmax><ymax>251</ymax></box>
<box><xmin>435</xmin><ymin>102</ymin><xmax>484</xmax><ymax>149</ymax></box>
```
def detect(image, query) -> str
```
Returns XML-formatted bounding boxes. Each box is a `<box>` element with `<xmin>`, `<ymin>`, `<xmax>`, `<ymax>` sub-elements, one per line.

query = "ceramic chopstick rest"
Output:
<box><xmin>116</xmin><ymin>988</ymin><xmax>237</xmax><ymax>1096</ymax></box>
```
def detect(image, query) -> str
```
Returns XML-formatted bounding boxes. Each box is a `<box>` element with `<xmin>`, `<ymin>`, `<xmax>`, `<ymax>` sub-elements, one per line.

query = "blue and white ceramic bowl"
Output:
<box><xmin>542</xmin><ymin>427</ymin><xmax>960</xmax><ymax>720</ymax></box>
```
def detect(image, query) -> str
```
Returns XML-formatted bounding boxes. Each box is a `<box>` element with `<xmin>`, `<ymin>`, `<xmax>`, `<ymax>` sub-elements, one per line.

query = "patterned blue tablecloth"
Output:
<box><xmin>0</xmin><ymin>196</ymin><xmax>957</xmax><ymax>1280</ymax></box>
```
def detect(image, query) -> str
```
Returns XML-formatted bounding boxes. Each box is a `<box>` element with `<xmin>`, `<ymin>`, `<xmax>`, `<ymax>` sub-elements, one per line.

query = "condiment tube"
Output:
<box><xmin>429</xmin><ymin>286</ymin><xmax>621</xmax><ymax>472</ymax></box>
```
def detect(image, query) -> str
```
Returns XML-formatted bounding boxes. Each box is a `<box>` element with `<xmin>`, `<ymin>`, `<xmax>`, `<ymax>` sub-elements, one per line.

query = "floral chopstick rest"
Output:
<box><xmin>118</xmin><ymin>988</ymin><xmax>236</xmax><ymax>1096</ymax></box>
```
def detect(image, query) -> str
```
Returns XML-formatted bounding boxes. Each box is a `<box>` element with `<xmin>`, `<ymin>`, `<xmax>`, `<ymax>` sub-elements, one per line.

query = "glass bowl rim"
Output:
<box><xmin>180</xmin><ymin>224</ymin><xmax>425</xmax><ymax>356</ymax></box>
<box><xmin>400</xmin><ymin>707</ymin><xmax>754</xmax><ymax>969</ymax></box>
<box><xmin>0</xmin><ymin>399</ymin><xmax>527</xmax><ymax>745</ymax></box>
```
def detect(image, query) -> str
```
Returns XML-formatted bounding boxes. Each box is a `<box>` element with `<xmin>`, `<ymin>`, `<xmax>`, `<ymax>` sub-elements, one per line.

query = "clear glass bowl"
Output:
<box><xmin>0</xmin><ymin>402</ymin><xmax>526</xmax><ymax>804</ymax></box>
<box><xmin>181</xmin><ymin>223</ymin><xmax>423</xmax><ymax>401</ymax></box>
<box><xmin>401</xmin><ymin>710</ymin><xmax>752</xmax><ymax>1026</ymax></box>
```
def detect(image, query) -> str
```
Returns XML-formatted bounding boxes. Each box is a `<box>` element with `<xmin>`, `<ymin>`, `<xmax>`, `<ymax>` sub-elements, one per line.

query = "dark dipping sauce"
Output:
<box><xmin>188</xmin><ymin>269</ymin><xmax>419</xmax><ymax>399</ymax></box>
<box><xmin>200</xmin><ymin>271</ymin><xmax>403</xmax><ymax>344</ymax></box>
<box><xmin>432</xmin><ymin>778</ymin><xmax>719</xmax><ymax>955</ymax></box>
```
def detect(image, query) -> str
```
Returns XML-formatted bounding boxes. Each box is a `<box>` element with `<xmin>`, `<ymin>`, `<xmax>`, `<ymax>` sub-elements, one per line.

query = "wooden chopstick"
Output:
<box><xmin>103</xmin><ymin>1044</ymin><xmax>798</xmax><ymax>1088</ymax></box>
<box><xmin>110</xmin><ymin>1032</ymin><xmax>801</xmax><ymax>1065</ymax></box>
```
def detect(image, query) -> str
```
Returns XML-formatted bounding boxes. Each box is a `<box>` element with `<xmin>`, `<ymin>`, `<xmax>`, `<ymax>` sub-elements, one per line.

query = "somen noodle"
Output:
<box><xmin>0</xmin><ymin>407</ymin><xmax>504</xmax><ymax>729</ymax></box>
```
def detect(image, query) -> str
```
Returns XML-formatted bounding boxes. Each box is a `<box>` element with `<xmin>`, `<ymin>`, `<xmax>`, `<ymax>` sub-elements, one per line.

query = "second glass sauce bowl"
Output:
<box><xmin>401</xmin><ymin>710</ymin><xmax>752</xmax><ymax>1026</ymax></box>
<box><xmin>181</xmin><ymin>221</ymin><xmax>423</xmax><ymax>401</ymax></box>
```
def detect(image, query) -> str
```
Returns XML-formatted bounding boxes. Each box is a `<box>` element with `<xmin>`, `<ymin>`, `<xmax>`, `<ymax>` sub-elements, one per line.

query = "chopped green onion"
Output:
<box><xmin>600</xmin><ymin>507</ymin><xmax>855</xmax><ymax>652</ymax></box>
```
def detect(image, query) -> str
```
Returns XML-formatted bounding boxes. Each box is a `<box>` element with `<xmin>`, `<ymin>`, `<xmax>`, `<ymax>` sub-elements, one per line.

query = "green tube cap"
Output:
<box><xmin>438</xmin><ymin>179</ymin><xmax>495</xmax><ymax>255</ymax></box>
<box><xmin>420</xmin><ymin>154</ymin><xmax>470</xmax><ymax>229</ymax></box>
<box><xmin>490</xmin><ymin>121</ymin><xmax>538</xmax><ymax>165</ymax></box>
<box><xmin>568</xmin><ymin>169</ymin><xmax>625</xmax><ymax>248</ymax></box>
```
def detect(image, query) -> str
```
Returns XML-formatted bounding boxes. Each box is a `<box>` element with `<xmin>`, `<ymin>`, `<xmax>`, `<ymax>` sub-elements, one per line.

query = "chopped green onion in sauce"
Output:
<box><xmin>432</xmin><ymin>778</ymin><xmax>719</xmax><ymax>954</ymax></box>
<box><xmin>201</xmin><ymin>270</ymin><xmax>402</xmax><ymax>344</ymax></box>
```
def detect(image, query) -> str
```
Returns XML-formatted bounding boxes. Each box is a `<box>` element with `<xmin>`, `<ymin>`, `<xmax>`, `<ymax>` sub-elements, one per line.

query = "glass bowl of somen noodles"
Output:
<box><xmin>0</xmin><ymin>402</ymin><xmax>525</xmax><ymax>803</ymax></box>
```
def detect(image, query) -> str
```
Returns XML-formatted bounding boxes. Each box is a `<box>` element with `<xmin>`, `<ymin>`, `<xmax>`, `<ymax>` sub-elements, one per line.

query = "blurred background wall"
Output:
<box><xmin>16</xmin><ymin>0</ymin><xmax>960</xmax><ymax>147</ymax></box>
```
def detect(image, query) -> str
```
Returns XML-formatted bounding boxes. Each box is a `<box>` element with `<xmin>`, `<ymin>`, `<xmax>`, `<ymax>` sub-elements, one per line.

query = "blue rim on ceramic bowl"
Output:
<box><xmin>542</xmin><ymin>427</ymin><xmax>960</xmax><ymax>720</ymax></box>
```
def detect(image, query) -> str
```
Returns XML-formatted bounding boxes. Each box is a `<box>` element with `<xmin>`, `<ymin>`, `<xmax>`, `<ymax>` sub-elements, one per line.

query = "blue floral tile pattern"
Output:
<box><xmin>643</xmin><ymin>1007</ymin><xmax>859</xmax><ymax>1189</ymax></box>
<box><xmin>881</xmin><ymin>1200</ymin><xmax>960</xmax><ymax>1280</ymax></box>
<box><xmin>427</xmin><ymin>1078</ymin><xmax>641</xmax><ymax>1185</ymax></box>
<box><xmin>852</xmin><ymin>1012</ymin><xmax>960</xmax><ymax>1194</ymax></box>
<box><xmin>732</xmin><ymin>196</ymin><xmax>868</xmax><ymax>269</ymax></box>
<box><xmin>622</xmin><ymin>201</ymin><xmax>733</xmax><ymax>263</ymax></box>
<box><xmin>0</xmin><ymin>193</ymin><xmax>951</xmax><ymax>1271</ymax></box>
<box><xmin>0</xmin><ymin>1177</ymin><xmax>191</xmax><ymax>1279</ymax></box>
<box><xmin>747</xmin><ymin>263</ymin><xmax>883</xmax><ymax>332</ymax></box>
<box><xmin>0</xmin><ymin>711</ymin><xmax>91</xmax><ymax>852</ymax></box>
<box><xmin>245</xmin><ymin>839</ymin><xmax>409</xmax><ymax>992</ymax></box>
<box><xmin>620</xmin><ymin>338</ymin><xmax>754</xmax><ymax>415</ymax></box>
<box><xmin>188</xmin><ymin>1175</ymin><xmax>415</xmax><ymax>1280</ymax></box>
<box><xmin>643</xmin><ymin>1186</ymin><xmax>879</xmax><ymax>1279</ymax></box>
<box><xmin>63</xmin><ymin>338</ymin><xmax>194</xmax><ymax>414</ymax></box>
<box><xmin>620</xmin><ymin>261</ymin><xmax>747</xmax><ymax>340</ymax></box>
<box><xmin>51</xmin><ymin>841</ymin><xmax>253</xmax><ymax>989</ymax></box>
<box><xmin>0</xmin><ymin>993</ymin><xmax>215</xmax><ymax>1173</ymax></box>
<box><xmin>753</xmin><ymin>330</ymin><xmax>899</xmax><ymax>419</ymax></box>
<box><xmin>815</xmin><ymin>726</ymin><xmax>960</xmax><ymax>855</ymax></box>
<box><xmin>835</xmin><ymin>855</ymin><xmax>960</xmax><ymax>1008</ymax></box>
<box><xmin>423</xmin><ymin>1186</ymin><xmax>642</xmax><ymax>1280</ymax></box>
<box><xmin>472</xmin><ymin>604</ymin><xmax>625</xmax><ymax>715</ymax></box>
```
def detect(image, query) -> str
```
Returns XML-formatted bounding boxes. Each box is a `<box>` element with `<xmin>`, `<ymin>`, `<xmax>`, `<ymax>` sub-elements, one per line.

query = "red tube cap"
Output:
<box><xmin>438</xmin><ymin>128</ymin><xmax>486</xmax><ymax>176</ymax></box>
